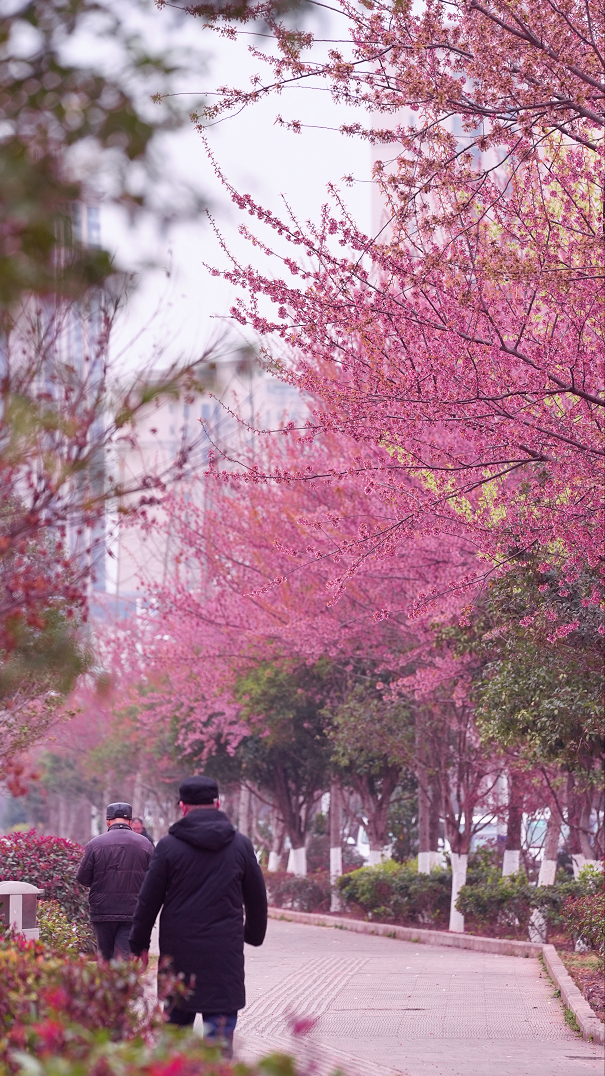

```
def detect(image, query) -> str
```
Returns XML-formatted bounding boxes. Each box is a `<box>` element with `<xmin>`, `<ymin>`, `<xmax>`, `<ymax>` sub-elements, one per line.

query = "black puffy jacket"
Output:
<box><xmin>129</xmin><ymin>808</ymin><xmax>267</xmax><ymax>1014</ymax></box>
<box><xmin>76</xmin><ymin>824</ymin><xmax>153</xmax><ymax>922</ymax></box>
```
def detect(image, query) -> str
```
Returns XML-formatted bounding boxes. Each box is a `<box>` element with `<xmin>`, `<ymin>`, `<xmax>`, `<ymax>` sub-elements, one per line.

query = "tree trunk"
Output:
<box><xmin>329</xmin><ymin>782</ymin><xmax>342</xmax><ymax>911</ymax></box>
<box><xmin>132</xmin><ymin>772</ymin><xmax>143</xmax><ymax>819</ymax></box>
<box><xmin>502</xmin><ymin>770</ymin><xmax>523</xmax><ymax>877</ymax></box>
<box><xmin>567</xmin><ymin>774</ymin><xmax>592</xmax><ymax>877</ymax></box>
<box><xmin>357</xmin><ymin>767</ymin><xmax>399</xmax><ymax>866</ymax></box>
<box><xmin>528</xmin><ymin>802</ymin><xmax>563</xmax><ymax>942</ymax></box>
<box><xmin>579</xmin><ymin>797</ymin><xmax>596</xmax><ymax>861</ymax></box>
<box><xmin>417</xmin><ymin>761</ymin><xmax>431</xmax><ymax>874</ymax></box>
<box><xmin>288</xmin><ymin>846</ymin><xmax>307</xmax><ymax>876</ymax></box>
<box><xmin>429</xmin><ymin>789</ymin><xmax>442</xmax><ymax>869</ymax></box>
<box><xmin>267</xmin><ymin>808</ymin><xmax>285</xmax><ymax>871</ymax></box>
<box><xmin>538</xmin><ymin>805</ymin><xmax>561</xmax><ymax>886</ymax></box>
<box><xmin>272</xmin><ymin>767</ymin><xmax>308</xmax><ymax>875</ymax></box>
<box><xmin>449</xmin><ymin>852</ymin><xmax>468</xmax><ymax>933</ymax></box>
<box><xmin>238</xmin><ymin>783</ymin><xmax>251</xmax><ymax>838</ymax></box>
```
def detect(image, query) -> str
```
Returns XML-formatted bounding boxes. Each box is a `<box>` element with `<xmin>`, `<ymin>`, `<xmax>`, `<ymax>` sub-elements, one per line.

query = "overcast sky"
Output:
<box><xmin>103</xmin><ymin>5</ymin><xmax>371</xmax><ymax>372</ymax></box>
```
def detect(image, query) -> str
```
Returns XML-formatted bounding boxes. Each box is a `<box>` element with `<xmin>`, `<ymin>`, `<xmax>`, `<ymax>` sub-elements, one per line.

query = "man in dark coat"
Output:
<box><xmin>131</xmin><ymin>817</ymin><xmax>154</xmax><ymax>845</ymax></box>
<box><xmin>129</xmin><ymin>776</ymin><xmax>267</xmax><ymax>1057</ymax></box>
<box><xmin>77</xmin><ymin>802</ymin><xmax>153</xmax><ymax>961</ymax></box>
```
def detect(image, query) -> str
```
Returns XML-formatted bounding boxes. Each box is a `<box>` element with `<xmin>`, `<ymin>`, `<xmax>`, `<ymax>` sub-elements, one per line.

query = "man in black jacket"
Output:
<box><xmin>77</xmin><ymin>802</ymin><xmax>153</xmax><ymax>961</ymax></box>
<box><xmin>131</xmin><ymin>817</ymin><xmax>154</xmax><ymax>845</ymax></box>
<box><xmin>129</xmin><ymin>776</ymin><xmax>267</xmax><ymax>1058</ymax></box>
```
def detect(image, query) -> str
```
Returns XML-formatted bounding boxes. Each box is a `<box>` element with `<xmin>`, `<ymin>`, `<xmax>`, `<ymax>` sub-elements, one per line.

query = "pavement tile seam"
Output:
<box><xmin>239</xmin><ymin>955</ymin><xmax>368</xmax><ymax>1036</ymax></box>
<box><xmin>242</xmin><ymin>954</ymin><xmax>346</xmax><ymax>1019</ymax></box>
<box><xmin>236</xmin><ymin>1031</ymin><xmax>404</xmax><ymax>1076</ymax></box>
<box><xmin>238</xmin><ymin>920</ymin><xmax>605</xmax><ymax>1074</ymax></box>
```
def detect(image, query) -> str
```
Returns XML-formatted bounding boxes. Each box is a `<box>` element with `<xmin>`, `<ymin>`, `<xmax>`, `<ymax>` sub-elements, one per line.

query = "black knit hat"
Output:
<box><xmin>178</xmin><ymin>776</ymin><xmax>219</xmax><ymax>805</ymax></box>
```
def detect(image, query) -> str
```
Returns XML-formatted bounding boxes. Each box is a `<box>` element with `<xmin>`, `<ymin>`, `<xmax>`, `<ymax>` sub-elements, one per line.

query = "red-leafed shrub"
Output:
<box><xmin>0</xmin><ymin>934</ymin><xmax>299</xmax><ymax>1076</ymax></box>
<box><xmin>0</xmin><ymin>933</ymin><xmax>157</xmax><ymax>1072</ymax></box>
<box><xmin>0</xmin><ymin>830</ymin><xmax>88</xmax><ymax>922</ymax></box>
<box><xmin>562</xmin><ymin>888</ymin><xmax>605</xmax><ymax>960</ymax></box>
<box><xmin>263</xmin><ymin>870</ymin><xmax>332</xmax><ymax>913</ymax></box>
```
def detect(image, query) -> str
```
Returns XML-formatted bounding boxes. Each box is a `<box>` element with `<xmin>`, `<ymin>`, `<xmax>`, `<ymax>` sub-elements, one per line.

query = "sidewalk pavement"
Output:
<box><xmin>231</xmin><ymin>918</ymin><xmax>604</xmax><ymax>1076</ymax></box>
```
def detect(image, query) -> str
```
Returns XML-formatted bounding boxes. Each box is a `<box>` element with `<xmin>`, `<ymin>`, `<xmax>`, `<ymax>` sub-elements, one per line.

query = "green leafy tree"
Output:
<box><xmin>0</xmin><ymin>2</ymin><xmax>211</xmax><ymax>772</ymax></box>
<box><xmin>0</xmin><ymin>0</ymin><xmax>198</xmax><ymax>310</ymax></box>
<box><xmin>325</xmin><ymin>679</ymin><xmax>414</xmax><ymax>861</ymax></box>
<box><xmin>437</xmin><ymin>560</ymin><xmax>604</xmax><ymax>860</ymax></box>
<box><xmin>233</xmin><ymin>658</ymin><xmax>332</xmax><ymax>874</ymax></box>
<box><xmin>441</xmin><ymin>562</ymin><xmax>605</xmax><ymax>776</ymax></box>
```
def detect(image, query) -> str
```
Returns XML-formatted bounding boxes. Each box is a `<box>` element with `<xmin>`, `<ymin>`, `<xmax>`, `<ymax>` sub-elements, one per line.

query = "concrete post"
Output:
<box><xmin>0</xmin><ymin>882</ymin><xmax>44</xmax><ymax>941</ymax></box>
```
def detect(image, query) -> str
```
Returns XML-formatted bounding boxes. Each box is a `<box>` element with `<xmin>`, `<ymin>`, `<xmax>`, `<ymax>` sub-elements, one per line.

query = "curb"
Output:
<box><xmin>268</xmin><ymin>907</ymin><xmax>604</xmax><ymax>1045</ymax></box>
<box><xmin>268</xmin><ymin>906</ymin><xmax>542</xmax><ymax>957</ymax></box>
<box><xmin>542</xmin><ymin>944</ymin><xmax>604</xmax><ymax>1045</ymax></box>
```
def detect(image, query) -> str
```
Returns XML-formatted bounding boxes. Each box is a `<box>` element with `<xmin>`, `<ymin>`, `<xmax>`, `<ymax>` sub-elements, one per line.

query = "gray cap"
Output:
<box><xmin>106</xmin><ymin>802</ymin><xmax>132</xmax><ymax>820</ymax></box>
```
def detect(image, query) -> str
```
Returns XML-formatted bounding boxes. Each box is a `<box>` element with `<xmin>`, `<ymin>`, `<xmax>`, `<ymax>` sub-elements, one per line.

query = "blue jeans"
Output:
<box><xmin>166</xmin><ymin>1007</ymin><xmax>238</xmax><ymax>1057</ymax></box>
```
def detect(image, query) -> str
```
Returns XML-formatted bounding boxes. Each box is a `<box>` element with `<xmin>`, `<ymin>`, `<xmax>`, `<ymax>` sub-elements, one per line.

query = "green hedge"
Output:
<box><xmin>562</xmin><ymin>889</ymin><xmax>605</xmax><ymax>957</ymax></box>
<box><xmin>337</xmin><ymin>859</ymin><xmax>451</xmax><ymax>927</ymax></box>
<box><xmin>336</xmin><ymin>857</ymin><xmax>605</xmax><ymax>952</ymax></box>
<box><xmin>457</xmin><ymin>863</ymin><xmax>604</xmax><ymax>946</ymax></box>
<box><xmin>37</xmin><ymin>901</ymin><xmax>95</xmax><ymax>957</ymax></box>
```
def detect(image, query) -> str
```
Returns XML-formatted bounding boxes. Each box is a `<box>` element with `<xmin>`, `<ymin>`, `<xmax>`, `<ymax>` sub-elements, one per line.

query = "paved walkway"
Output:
<box><xmin>231</xmin><ymin>918</ymin><xmax>603</xmax><ymax>1076</ymax></box>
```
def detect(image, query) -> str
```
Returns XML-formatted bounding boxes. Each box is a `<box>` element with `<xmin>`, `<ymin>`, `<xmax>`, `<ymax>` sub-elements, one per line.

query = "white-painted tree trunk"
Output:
<box><xmin>267</xmin><ymin>851</ymin><xmax>281</xmax><ymax>872</ymax></box>
<box><xmin>537</xmin><ymin>858</ymin><xmax>557</xmax><ymax>886</ymax></box>
<box><xmin>572</xmin><ymin>853</ymin><xmax>587</xmax><ymax>878</ymax></box>
<box><xmin>528</xmin><ymin>909</ymin><xmax>547</xmax><ymax>943</ymax></box>
<box><xmin>418</xmin><ymin>851</ymin><xmax>431</xmax><ymax>874</ymax></box>
<box><xmin>290</xmin><ymin>846</ymin><xmax>307</xmax><ymax>877</ymax></box>
<box><xmin>502</xmin><ymin>849</ymin><xmax>520</xmax><ymax>876</ymax></box>
<box><xmin>330</xmin><ymin>846</ymin><xmax>343</xmax><ymax>912</ymax></box>
<box><xmin>528</xmin><ymin>808</ymin><xmax>562</xmax><ymax>943</ymax></box>
<box><xmin>367</xmin><ymin>848</ymin><xmax>385</xmax><ymax>867</ymax></box>
<box><xmin>329</xmin><ymin>782</ymin><xmax>342</xmax><ymax>910</ymax></box>
<box><xmin>238</xmin><ymin>784</ymin><xmax>251</xmax><ymax>838</ymax></box>
<box><xmin>419</xmin><ymin>850</ymin><xmax>446</xmax><ymax>873</ymax></box>
<box><xmin>449</xmin><ymin>853</ymin><xmax>468</xmax><ymax>933</ymax></box>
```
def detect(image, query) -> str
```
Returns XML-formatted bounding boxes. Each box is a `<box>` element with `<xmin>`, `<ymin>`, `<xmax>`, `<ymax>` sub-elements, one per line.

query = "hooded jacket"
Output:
<box><xmin>129</xmin><ymin>808</ymin><xmax>267</xmax><ymax>1014</ymax></box>
<box><xmin>76</xmin><ymin>824</ymin><xmax>153</xmax><ymax>922</ymax></box>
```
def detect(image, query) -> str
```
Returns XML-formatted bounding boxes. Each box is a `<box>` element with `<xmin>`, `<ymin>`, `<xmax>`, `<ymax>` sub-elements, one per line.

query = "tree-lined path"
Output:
<box><xmin>232</xmin><ymin>920</ymin><xmax>603</xmax><ymax>1075</ymax></box>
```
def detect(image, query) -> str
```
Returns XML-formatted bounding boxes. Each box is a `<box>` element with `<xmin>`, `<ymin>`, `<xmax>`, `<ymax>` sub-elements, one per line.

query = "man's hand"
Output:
<box><xmin>137</xmin><ymin>950</ymin><xmax>149</xmax><ymax>970</ymax></box>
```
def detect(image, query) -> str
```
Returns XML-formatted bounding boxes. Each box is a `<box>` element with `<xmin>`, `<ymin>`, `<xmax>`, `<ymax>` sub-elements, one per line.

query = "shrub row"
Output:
<box><xmin>0</xmin><ymin>933</ymin><xmax>299</xmax><ymax>1076</ymax></box>
<box><xmin>0</xmin><ymin>830</ymin><xmax>89</xmax><ymax>923</ymax></box>
<box><xmin>335</xmin><ymin>857</ymin><xmax>605</xmax><ymax>952</ymax></box>
<box><xmin>337</xmin><ymin>859</ymin><xmax>451</xmax><ymax>927</ymax></box>
<box><xmin>263</xmin><ymin>870</ymin><xmax>332</xmax><ymax>913</ymax></box>
<box><xmin>457</xmin><ymin>862</ymin><xmax>604</xmax><ymax>951</ymax></box>
<box><xmin>0</xmin><ymin>932</ymin><xmax>155</xmax><ymax>1074</ymax></box>
<box><xmin>37</xmin><ymin>901</ymin><xmax>95</xmax><ymax>957</ymax></box>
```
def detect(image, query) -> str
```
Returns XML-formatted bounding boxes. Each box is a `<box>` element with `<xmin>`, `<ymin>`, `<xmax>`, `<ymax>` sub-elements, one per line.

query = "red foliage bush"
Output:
<box><xmin>0</xmin><ymin>934</ymin><xmax>297</xmax><ymax>1076</ymax></box>
<box><xmin>0</xmin><ymin>829</ymin><xmax>88</xmax><ymax>921</ymax></box>
<box><xmin>263</xmin><ymin>870</ymin><xmax>331</xmax><ymax>913</ymax></box>
<box><xmin>562</xmin><ymin>888</ymin><xmax>605</xmax><ymax>957</ymax></box>
<box><xmin>0</xmin><ymin>933</ymin><xmax>157</xmax><ymax>1072</ymax></box>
